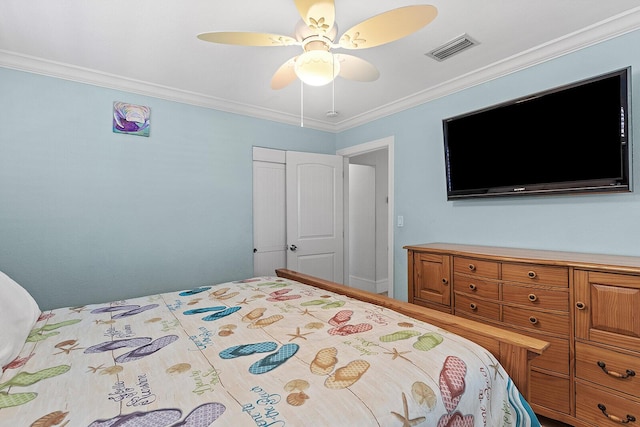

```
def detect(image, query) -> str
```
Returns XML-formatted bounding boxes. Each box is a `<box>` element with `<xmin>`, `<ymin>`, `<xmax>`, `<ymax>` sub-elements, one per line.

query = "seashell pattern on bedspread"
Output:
<box><xmin>0</xmin><ymin>276</ymin><xmax>541</xmax><ymax>426</ymax></box>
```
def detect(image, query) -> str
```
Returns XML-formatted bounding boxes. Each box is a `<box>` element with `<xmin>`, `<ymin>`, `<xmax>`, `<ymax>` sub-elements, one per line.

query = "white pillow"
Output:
<box><xmin>0</xmin><ymin>271</ymin><xmax>41</xmax><ymax>368</ymax></box>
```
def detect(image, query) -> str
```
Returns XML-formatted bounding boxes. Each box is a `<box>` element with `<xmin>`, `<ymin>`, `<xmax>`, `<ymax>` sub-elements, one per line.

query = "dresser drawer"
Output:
<box><xmin>576</xmin><ymin>342</ymin><xmax>639</xmax><ymax>397</ymax></box>
<box><xmin>453</xmin><ymin>275</ymin><xmax>500</xmax><ymax>299</ymax></box>
<box><xmin>502</xmin><ymin>283</ymin><xmax>569</xmax><ymax>311</ymax></box>
<box><xmin>454</xmin><ymin>293</ymin><xmax>500</xmax><ymax>321</ymax></box>
<box><xmin>502</xmin><ymin>263</ymin><xmax>568</xmax><ymax>287</ymax></box>
<box><xmin>576</xmin><ymin>381</ymin><xmax>640</xmax><ymax>427</ymax></box>
<box><xmin>529</xmin><ymin>371</ymin><xmax>571</xmax><ymax>414</ymax></box>
<box><xmin>524</xmin><ymin>330</ymin><xmax>570</xmax><ymax>375</ymax></box>
<box><xmin>502</xmin><ymin>305</ymin><xmax>569</xmax><ymax>336</ymax></box>
<box><xmin>453</xmin><ymin>257</ymin><xmax>499</xmax><ymax>279</ymax></box>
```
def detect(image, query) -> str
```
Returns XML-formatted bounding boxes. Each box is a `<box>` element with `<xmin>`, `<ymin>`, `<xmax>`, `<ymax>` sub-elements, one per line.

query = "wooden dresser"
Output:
<box><xmin>405</xmin><ymin>243</ymin><xmax>640</xmax><ymax>427</ymax></box>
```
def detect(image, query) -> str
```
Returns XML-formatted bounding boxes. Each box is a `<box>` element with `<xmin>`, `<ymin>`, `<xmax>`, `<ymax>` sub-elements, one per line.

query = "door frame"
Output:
<box><xmin>337</xmin><ymin>136</ymin><xmax>394</xmax><ymax>298</ymax></box>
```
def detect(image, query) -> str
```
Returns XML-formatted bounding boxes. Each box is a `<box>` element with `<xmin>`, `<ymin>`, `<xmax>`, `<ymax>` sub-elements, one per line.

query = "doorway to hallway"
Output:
<box><xmin>338</xmin><ymin>136</ymin><xmax>394</xmax><ymax>298</ymax></box>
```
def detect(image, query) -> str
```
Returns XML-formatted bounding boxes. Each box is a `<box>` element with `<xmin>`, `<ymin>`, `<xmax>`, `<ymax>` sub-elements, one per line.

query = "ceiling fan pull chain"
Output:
<box><xmin>300</xmin><ymin>80</ymin><xmax>304</xmax><ymax>128</ymax></box>
<box><xmin>332</xmin><ymin>54</ymin><xmax>336</xmax><ymax>113</ymax></box>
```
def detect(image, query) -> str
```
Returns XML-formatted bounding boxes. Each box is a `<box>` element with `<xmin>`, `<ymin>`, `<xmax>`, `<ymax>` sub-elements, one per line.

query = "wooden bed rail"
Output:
<box><xmin>276</xmin><ymin>268</ymin><xmax>549</xmax><ymax>399</ymax></box>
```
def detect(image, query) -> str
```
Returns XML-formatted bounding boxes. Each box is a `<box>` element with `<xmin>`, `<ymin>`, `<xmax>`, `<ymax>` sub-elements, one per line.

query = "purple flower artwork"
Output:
<box><xmin>113</xmin><ymin>102</ymin><xmax>151</xmax><ymax>137</ymax></box>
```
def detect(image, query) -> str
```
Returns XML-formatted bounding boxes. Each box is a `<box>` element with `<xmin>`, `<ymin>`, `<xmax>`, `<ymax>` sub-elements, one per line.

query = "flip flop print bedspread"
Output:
<box><xmin>0</xmin><ymin>277</ymin><xmax>540</xmax><ymax>427</ymax></box>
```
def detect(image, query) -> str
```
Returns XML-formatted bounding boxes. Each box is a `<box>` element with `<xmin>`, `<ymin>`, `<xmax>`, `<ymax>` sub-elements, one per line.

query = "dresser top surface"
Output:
<box><xmin>404</xmin><ymin>242</ymin><xmax>640</xmax><ymax>273</ymax></box>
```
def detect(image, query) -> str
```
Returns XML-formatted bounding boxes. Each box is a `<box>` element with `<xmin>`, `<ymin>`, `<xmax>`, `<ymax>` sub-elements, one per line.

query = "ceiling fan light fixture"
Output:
<box><xmin>199</xmin><ymin>3</ymin><xmax>438</xmax><ymax>90</ymax></box>
<box><xmin>294</xmin><ymin>50</ymin><xmax>340</xmax><ymax>86</ymax></box>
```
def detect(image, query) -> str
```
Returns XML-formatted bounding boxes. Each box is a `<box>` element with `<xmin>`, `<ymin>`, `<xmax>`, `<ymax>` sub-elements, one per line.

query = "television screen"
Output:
<box><xmin>443</xmin><ymin>67</ymin><xmax>631</xmax><ymax>199</ymax></box>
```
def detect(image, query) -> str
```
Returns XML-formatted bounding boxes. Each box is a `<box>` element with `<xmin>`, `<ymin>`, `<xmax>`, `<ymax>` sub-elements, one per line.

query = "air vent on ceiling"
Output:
<box><xmin>426</xmin><ymin>34</ymin><xmax>479</xmax><ymax>61</ymax></box>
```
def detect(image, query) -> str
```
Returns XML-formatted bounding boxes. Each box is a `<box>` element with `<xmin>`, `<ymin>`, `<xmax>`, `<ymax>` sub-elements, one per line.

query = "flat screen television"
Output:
<box><xmin>443</xmin><ymin>67</ymin><xmax>631</xmax><ymax>200</ymax></box>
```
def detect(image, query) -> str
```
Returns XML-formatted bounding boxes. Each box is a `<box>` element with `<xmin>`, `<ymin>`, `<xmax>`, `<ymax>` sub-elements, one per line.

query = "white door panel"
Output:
<box><xmin>254</xmin><ymin>251</ymin><xmax>286</xmax><ymax>277</ymax></box>
<box><xmin>297</xmin><ymin>253</ymin><xmax>335</xmax><ymax>280</ymax></box>
<box><xmin>286</xmin><ymin>151</ymin><xmax>343</xmax><ymax>283</ymax></box>
<box><xmin>253</xmin><ymin>160</ymin><xmax>286</xmax><ymax>276</ymax></box>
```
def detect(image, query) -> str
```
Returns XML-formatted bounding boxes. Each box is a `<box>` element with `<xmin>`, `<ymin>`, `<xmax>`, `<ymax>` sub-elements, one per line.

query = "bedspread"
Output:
<box><xmin>0</xmin><ymin>276</ymin><xmax>540</xmax><ymax>426</ymax></box>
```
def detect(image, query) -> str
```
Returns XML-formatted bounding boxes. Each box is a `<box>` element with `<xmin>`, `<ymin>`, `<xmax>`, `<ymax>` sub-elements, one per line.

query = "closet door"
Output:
<box><xmin>252</xmin><ymin>149</ymin><xmax>286</xmax><ymax>276</ymax></box>
<box><xmin>252</xmin><ymin>148</ymin><xmax>344</xmax><ymax>282</ymax></box>
<box><xmin>286</xmin><ymin>151</ymin><xmax>344</xmax><ymax>283</ymax></box>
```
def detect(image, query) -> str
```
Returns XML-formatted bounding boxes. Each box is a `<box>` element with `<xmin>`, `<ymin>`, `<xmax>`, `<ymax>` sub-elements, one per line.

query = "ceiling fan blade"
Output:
<box><xmin>293</xmin><ymin>0</ymin><xmax>336</xmax><ymax>35</ymax></box>
<box><xmin>335</xmin><ymin>54</ymin><xmax>379</xmax><ymax>82</ymax></box>
<box><xmin>271</xmin><ymin>57</ymin><xmax>299</xmax><ymax>90</ymax></box>
<box><xmin>338</xmin><ymin>5</ymin><xmax>437</xmax><ymax>49</ymax></box>
<box><xmin>197</xmin><ymin>32</ymin><xmax>298</xmax><ymax>47</ymax></box>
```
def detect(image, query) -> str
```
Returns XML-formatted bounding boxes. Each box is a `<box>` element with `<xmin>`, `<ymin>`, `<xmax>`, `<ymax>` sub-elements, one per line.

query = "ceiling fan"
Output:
<box><xmin>197</xmin><ymin>1</ymin><xmax>438</xmax><ymax>89</ymax></box>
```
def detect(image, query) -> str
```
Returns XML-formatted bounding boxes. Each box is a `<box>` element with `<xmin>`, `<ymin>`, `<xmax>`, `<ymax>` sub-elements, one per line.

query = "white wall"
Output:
<box><xmin>348</xmin><ymin>164</ymin><xmax>376</xmax><ymax>292</ymax></box>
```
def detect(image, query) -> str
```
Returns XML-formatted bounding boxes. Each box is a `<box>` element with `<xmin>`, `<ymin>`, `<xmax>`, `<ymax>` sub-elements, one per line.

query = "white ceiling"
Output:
<box><xmin>1</xmin><ymin>1</ymin><xmax>640</xmax><ymax>132</ymax></box>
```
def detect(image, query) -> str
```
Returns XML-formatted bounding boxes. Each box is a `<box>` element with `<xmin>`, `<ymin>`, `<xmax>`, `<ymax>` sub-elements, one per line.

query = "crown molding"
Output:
<box><xmin>2</xmin><ymin>7</ymin><xmax>639</xmax><ymax>134</ymax></box>
<box><xmin>333</xmin><ymin>6</ymin><xmax>640</xmax><ymax>132</ymax></box>
<box><xmin>0</xmin><ymin>49</ymin><xmax>333</xmax><ymax>132</ymax></box>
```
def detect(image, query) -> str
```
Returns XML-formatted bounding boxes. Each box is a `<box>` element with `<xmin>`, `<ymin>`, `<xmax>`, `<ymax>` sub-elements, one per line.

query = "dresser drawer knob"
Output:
<box><xmin>469</xmin><ymin>283</ymin><xmax>477</xmax><ymax>291</ymax></box>
<box><xmin>469</xmin><ymin>303</ymin><xmax>477</xmax><ymax>311</ymax></box>
<box><xmin>441</xmin><ymin>278</ymin><xmax>449</xmax><ymax>285</ymax></box>
<box><xmin>576</xmin><ymin>301</ymin><xmax>586</xmax><ymax>310</ymax></box>
<box><xmin>597</xmin><ymin>403</ymin><xmax>636</xmax><ymax>424</ymax></box>
<box><xmin>597</xmin><ymin>361</ymin><xmax>636</xmax><ymax>379</ymax></box>
<box><xmin>528</xmin><ymin>293</ymin><xmax>538</xmax><ymax>302</ymax></box>
<box><xmin>527</xmin><ymin>270</ymin><xmax>537</xmax><ymax>279</ymax></box>
<box><xmin>528</xmin><ymin>316</ymin><xmax>538</xmax><ymax>325</ymax></box>
<box><xmin>468</xmin><ymin>264</ymin><xmax>476</xmax><ymax>271</ymax></box>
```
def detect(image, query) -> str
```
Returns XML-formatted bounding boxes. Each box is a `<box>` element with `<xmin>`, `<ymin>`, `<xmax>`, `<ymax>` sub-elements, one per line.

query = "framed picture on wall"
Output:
<box><xmin>112</xmin><ymin>101</ymin><xmax>151</xmax><ymax>137</ymax></box>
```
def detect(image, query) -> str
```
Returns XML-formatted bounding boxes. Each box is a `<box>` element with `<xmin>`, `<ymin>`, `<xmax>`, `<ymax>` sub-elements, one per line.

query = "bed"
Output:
<box><xmin>0</xmin><ymin>269</ymin><xmax>548</xmax><ymax>426</ymax></box>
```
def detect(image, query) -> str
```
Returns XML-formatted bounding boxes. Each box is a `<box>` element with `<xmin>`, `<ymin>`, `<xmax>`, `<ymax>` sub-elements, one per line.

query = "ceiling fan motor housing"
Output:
<box><xmin>294</xmin><ymin>19</ymin><xmax>338</xmax><ymax>44</ymax></box>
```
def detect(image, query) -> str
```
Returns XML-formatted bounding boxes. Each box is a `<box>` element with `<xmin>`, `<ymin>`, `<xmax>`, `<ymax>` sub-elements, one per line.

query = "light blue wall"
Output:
<box><xmin>337</xmin><ymin>29</ymin><xmax>640</xmax><ymax>301</ymax></box>
<box><xmin>0</xmin><ymin>69</ymin><xmax>335</xmax><ymax>309</ymax></box>
<box><xmin>3</xmin><ymin>29</ymin><xmax>640</xmax><ymax>309</ymax></box>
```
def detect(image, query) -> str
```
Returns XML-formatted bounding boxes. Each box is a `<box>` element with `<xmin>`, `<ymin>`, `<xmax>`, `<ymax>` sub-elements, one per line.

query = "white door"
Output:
<box><xmin>252</xmin><ymin>147</ymin><xmax>287</xmax><ymax>277</ymax></box>
<box><xmin>286</xmin><ymin>151</ymin><xmax>344</xmax><ymax>283</ymax></box>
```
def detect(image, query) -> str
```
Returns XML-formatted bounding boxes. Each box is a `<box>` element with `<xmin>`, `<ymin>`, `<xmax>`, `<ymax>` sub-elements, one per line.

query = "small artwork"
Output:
<box><xmin>113</xmin><ymin>101</ymin><xmax>151</xmax><ymax>137</ymax></box>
